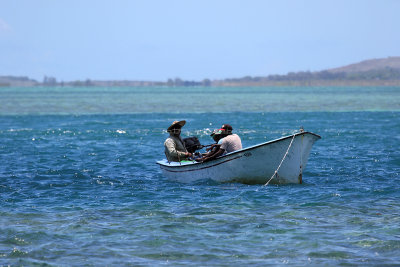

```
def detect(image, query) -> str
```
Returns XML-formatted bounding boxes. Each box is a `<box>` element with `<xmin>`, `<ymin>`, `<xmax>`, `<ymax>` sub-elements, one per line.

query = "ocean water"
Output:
<box><xmin>0</xmin><ymin>86</ymin><xmax>399</xmax><ymax>266</ymax></box>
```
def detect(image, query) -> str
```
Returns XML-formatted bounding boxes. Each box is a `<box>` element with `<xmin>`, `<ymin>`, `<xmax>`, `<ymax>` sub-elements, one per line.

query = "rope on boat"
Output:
<box><xmin>264</xmin><ymin>133</ymin><xmax>296</xmax><ymax>186</ymax></box>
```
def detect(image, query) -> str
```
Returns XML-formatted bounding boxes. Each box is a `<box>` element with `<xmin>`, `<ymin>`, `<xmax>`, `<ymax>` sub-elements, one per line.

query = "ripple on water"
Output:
<box><xmin>0</xmin><ymin>111</ymin><xmax>400</xmax><ymax>265</ymax></box>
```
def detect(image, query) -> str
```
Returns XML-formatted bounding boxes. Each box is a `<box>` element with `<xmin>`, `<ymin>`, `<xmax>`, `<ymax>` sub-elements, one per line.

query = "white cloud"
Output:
<box><xmin>0</xmin><ymin>18</ymin><xmax>11</xmax><ymax>32</ymax></box>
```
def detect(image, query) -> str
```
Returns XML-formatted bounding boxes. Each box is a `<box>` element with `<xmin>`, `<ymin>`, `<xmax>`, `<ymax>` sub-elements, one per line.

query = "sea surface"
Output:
<box><xmin>0</xmin><ymin>86</ymin><xmax>399</xmax><ymax>266</ymax></box>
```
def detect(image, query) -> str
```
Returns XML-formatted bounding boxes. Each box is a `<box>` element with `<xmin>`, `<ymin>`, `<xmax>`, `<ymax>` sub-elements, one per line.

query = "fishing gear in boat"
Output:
<box><xmin>183</xmin><ymin>136</ymin><xmax>213</xmax><ymax>161</ymax></box>
<box><xmin>183</xmin><ymin>136</ymin><xmax>202</xmax><ymax>153</ymax></box>
<box><xmin>183</xmin><ymin>136</ymin><xmax>212</xmax><ymax>154</ymax></box>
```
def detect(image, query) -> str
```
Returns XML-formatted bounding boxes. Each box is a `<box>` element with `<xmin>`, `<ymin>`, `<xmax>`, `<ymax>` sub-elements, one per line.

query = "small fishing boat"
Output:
<box><xmin>157</xmin><ymin>131</ymin><xmax>321</xmax><ymax>184</ymax></box>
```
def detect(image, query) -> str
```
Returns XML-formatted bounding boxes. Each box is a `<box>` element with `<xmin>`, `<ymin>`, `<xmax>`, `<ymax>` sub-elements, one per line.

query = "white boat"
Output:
<box><xmin>157</xmin><ymin>131</ymin><xmax>321</xmax><ymax>184</ymax></box>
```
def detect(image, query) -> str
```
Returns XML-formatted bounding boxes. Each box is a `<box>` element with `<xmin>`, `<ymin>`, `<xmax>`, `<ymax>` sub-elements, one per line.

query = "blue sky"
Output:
<box><xmin>1</xmin><ymin>0</ymin><xmax>399</xmax><ymax>82</ymax></box>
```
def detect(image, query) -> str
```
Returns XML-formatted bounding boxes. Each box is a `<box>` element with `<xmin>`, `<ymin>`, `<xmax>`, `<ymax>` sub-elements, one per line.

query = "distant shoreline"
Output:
<box><xmin>2</xmin><ymin>83</ymin><xmax>400</xmax><ymax>88</ymax></box>
<box><xmin>2</xmin><ymin>80</ymin><xmax>400</xmax><ymax>87</ymax></box>
<box><xmin>2</xmin><ymin>57</ymin><xmax>400</xmax><ymax>87</ymax></box>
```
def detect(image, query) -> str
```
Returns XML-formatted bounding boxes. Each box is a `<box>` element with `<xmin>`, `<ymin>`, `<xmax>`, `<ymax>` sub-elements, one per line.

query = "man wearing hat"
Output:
<box><xmin>219</xmin><ymin>123</ymin><xmax>242</xmax><ymax>152</ymax></box>
<box><xmin>197</xmin><ymin>124</ymin><xmax>242</xmax><ymax>162</ymax></box>
<box><xmin>164</xmin><ymin>120</ymin><xmax>192</xmax><ymax>162</ymax></box>
<box><xmin>196</xmin><ymin>129</ymin><xmax>223</xmax><ymax>162</ymax></box>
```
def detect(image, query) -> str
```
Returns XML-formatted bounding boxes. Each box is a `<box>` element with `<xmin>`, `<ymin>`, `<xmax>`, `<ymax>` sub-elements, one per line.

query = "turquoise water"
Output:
<box><xmin>0</xmin><ymin>86</ymin><xmax>400</xmax><ymax>265</ymax></box>
<box><xmin>1</xmin><ymin>86</ymin><xmax>399</xmax><ymax>114</ymax></box>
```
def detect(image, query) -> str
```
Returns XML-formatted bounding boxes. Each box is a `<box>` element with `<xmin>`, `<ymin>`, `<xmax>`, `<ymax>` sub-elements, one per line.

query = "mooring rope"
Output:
<box><xmin>264</xmin><ymin>133</ymin><xmax>296</xmax><ymax>186</ymax></box>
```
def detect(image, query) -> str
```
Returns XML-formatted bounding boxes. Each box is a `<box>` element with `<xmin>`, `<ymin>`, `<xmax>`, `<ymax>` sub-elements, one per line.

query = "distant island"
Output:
<box><xmin>2</xmin><ymin>57</ymin><xmax>400</xmax><ymax>87</ymax></box>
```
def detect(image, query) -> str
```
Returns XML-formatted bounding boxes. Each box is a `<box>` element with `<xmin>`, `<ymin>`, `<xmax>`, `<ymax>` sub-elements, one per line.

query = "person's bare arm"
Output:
<box><xmin>200</xmin><ymin>148</ymin><xmax>225</xmax><ymax>162</ymax></box>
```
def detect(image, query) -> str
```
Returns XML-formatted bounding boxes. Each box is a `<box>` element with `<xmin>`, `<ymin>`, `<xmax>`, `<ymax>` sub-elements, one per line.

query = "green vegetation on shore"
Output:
<box><xmin>2</xmin><ymin>57</ymin><xmax>400</xmax><ymax>87</ymax></box>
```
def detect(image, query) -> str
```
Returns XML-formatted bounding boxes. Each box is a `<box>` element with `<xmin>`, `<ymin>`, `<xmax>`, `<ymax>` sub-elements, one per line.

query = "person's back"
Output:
<box><xmin>219</xmin><ymin>133</ymin><xmax>242</xmax><ymax>153</ymax></box>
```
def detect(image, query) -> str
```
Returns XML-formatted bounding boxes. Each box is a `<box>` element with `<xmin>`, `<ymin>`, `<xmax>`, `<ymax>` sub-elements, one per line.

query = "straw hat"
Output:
<box><xmin>167</xmin><ymin>120</ymin><xmax>186</xmax><ymax>131</ymax></box>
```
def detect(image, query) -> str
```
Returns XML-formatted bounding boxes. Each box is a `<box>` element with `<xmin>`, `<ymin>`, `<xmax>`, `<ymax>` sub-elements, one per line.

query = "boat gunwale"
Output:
<box><xmin>157</xmin><ymin>131</ymin><xmax>321</xmax><ymax>168</ymax></box>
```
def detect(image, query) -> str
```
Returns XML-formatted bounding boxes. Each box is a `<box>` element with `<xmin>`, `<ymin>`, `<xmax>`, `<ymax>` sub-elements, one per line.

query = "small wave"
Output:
<box><xmin>7</xmin><ymin>128</ymin><xmax>33</xmax><ymax>132</ymax></box>
<box><xmin>9</xmin><ymin>247</ymin><xmax>28</xmax><ymax>258</ymax></box>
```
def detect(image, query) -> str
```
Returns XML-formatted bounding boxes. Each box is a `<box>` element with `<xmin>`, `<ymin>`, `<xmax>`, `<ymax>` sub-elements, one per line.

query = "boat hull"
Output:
<box><xmin>157</xmin><ymin>132</ymin><xmax>321</xmax><ymax>184</ymax></box>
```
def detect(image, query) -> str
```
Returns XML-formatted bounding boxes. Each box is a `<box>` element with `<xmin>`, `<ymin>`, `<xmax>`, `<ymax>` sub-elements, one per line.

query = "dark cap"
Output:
<box><xmin>221</xmin><ymin>124</ymin><xmax>233</xmax><ymax>133</ymax></box>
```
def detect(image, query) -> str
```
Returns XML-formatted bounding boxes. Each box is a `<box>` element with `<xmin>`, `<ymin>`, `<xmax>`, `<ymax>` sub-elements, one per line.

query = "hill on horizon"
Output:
<box><xmin>327</xmin><ymin>57</ymin><xmax>400</xmax><ymax>73</ymax></box>
<box><xmin>218</xmin><ymin>56</ymin><xmax>400</xmax><ymax>86</ymax></box>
